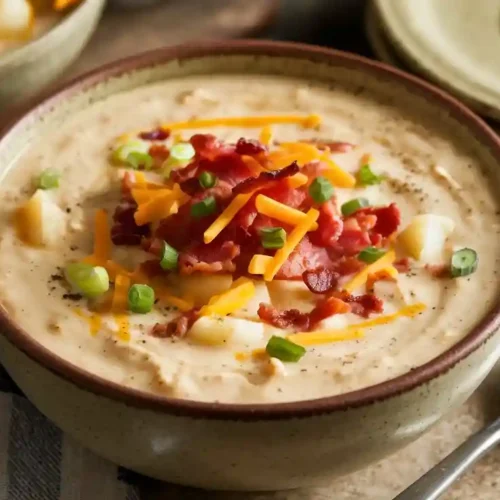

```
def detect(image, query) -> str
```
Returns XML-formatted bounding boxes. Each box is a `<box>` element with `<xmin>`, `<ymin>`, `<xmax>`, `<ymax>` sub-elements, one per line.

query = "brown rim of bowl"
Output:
<box><xmin>1</xmin><ymin>40</ymin><xmax>500</xmax><ymax>421</ymax></box>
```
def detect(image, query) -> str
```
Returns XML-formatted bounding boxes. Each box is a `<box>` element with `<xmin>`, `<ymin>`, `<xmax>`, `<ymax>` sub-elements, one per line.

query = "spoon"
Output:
<box><xmin>395</xmin><ymin>416</ymin><xmax>500</xmax><ymax>499</ymax></box>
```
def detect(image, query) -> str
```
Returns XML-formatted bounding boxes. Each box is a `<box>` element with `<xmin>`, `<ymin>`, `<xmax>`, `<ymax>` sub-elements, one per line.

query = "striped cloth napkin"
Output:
<box><xmin>0</xmin><ymin>366</ymin><xmax>141</xmax><ymax>500</ymax></box>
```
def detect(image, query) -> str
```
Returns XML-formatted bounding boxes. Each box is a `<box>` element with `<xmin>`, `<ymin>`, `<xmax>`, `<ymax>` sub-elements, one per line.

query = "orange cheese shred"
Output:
<box><xmin>204</xmin><ymin>192</ymin><xmax>253</xmax><ymax>244</ymax></box>
<box><xmin>255</xmin><ymin>195</ymin><xmax>319</xmax><ymax>230</ymax></box>
<box><xmin>161</xmin><ymin>114</ymin><xmax>321</xmax><ymax>131</ymax></box>
<box><xmin>287</xmin><ymin>173</ymin><xmax>309</xmax><ymax>189</ymax></box>
<box><xmin>343</xmin><ymin>250</ymin><xmax>396</xmax><ymax>293</ymax></box>
<box><xmin>320</xmin><ymin>154</ymin><xmax>356</xmax><ymax>188</ymax></box>
<box><xmin>111</xmin><ymin>274</ymin><xmax>130</xmax><ymax>313</ymax></box>
<box><xmin>259</xmin><ymin>125</ymin><xmax>273</xmax><ymax>145</ymax></box>
<box><xmin>264</xmin><ymin>208</ymin><xmax>319</xmax><ymax>281</ymax></box>
<box><xmin>366</xmin><ymin>266</ymin><xmax>398</xmax><ymax>293</ymax></box>
<box><xmin>248</xmin><ymin>254</ymin><xmax>273</xmax><ymax>275</ymax></box>
<box><xmin>93</xmin><ymin>209</ymin><xmax>111</xmax><ymax>263</ymax></box>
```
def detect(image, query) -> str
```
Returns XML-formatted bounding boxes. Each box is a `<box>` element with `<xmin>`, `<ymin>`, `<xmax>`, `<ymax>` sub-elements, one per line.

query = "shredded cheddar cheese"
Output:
<box><xmin>288</xmin><ymin>329</ymin><xmax>365</xmax><ymax>346</ymax></box>
<box><xmin>248</xmin><ymin>254</ymin><xmax>273</xmax><ymax>275</ymax></box>
<box><xmin>259</xmin><ymin>126</ymin><xmax>273</xmax><ymax>145</ymax></box>
<box><xmin>288</xmin><ymin>303</ymin><xmax>426</xmax><ymax>346</ymax></box>
<box><xmin>161</xmin><ymin>114</ymin><xmax>321</xmax><ymax>131</ymax></box>
<box><xmin>241</xmin><ymin>155</ymin><xmax>263</xmax><ymax>176</ymax></box>
<box><xmin>200</xmin><ymin>278</ymin><xmax>255</xmax><ymax>316</ymax></box>
<box><xmin>111</xmin><ymin>274</ymin><xmax>130</xmax><ymax>313</ymax></box>
<box><xmin>131</xmin><ymin>188</ymin><xmax>172</xmax><ymax>205</ymax></box>
<box><xmin>255</xmin><ymin>195</ymin><xmax>319</xmax><ymax>230</ymax></box>
<box><xmin>264</xmin><ymin>208</ymin><xmax>319</xmax><ymax>281</ymax></box>
<box><xmin>133</xmin><ymin>172</ymin><xmax>147</xmax><ymax>188</ymax></box>
<box><xmin>287</xmin><ymin>173</ymin><xmax>309</xmax><ymax>189</ymax></box>
<box><xmin>320</xmin><ymin>155</ymin><xmax>357</xmax><ymax>188</ymax></box>
<box><xmin>366</xmin><ymin>266</ymin><xmax>398</xmax><ymax>293</ymax></box>
<box><xmin>343</xmin><ymin>250</ymin><xmax>396</xmax><ymax>293</ymax></box>
<box><xmin>204</xmin><ymin>192</ymin><xmax>253</xmax><ymax>244</ymax></box>
<box><xmin>74</xmin><ymin>308</ymin><xmax>102</xmax><ymax>336</ymax></box>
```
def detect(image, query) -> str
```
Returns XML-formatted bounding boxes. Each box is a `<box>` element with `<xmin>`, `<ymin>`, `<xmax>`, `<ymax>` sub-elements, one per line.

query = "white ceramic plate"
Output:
<box><xmin>374</xmin><ymin>0</ymin><xmax>500</xmax><ymax>120</ymax></box>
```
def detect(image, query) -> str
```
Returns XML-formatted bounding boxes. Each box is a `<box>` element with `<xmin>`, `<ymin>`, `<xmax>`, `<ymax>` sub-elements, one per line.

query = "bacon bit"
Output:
<box><xmin>235</xmin><ymin>138</ymin><xmax>267</xmax><ymax>156</ymax></box>
<box><xmin>336</xmin><ymin>228</ymin><xmax>372</xmax><ymax>256</ymax></box>
<box><xmin>232</xmin><ymin>161</ymin><xmax>299</xmax><ymax>195</ymax></box>
<box><xmin>138</xmin><ymin>259</ymin><xmax>165</xmax><ymax>278</ymax></box>
<box><xmin>178</xmin><ymin>241</ymin><xmax>240</xmax><ymax>274</ymax></box>
<box><xmin>426</xmin><ymin>263</ymin><xmax>451</xmax><ymax>278</ymax></box>
<box><xmin>258</xmin><ymin>303</ymin><xmax>310</xmax><ymax>332</ymax></box>
<box><xmin>151</xmin><ymin>309</ymin><xmax>199</xmax><ymax>338</ymax></box>
<box><xmin>333</xmin><ymin>291</ymin><xmax>383</xmax><ymax>318</ymax></box>
<box><xmin>303</xmin><ymin>268</ymin><xmax>339</xmax><ymax>294</ymax></box>
<box><xmin>140</xmin><ymin>128</ymin><xmax>170</xmax><ymax>141</ymax></box>
<box><xmin>170</xmin><ymin>161</ymin><xmax>199</xmax><ymax>185</ymax></box>
<box><xmin>366</xmin><ymin>269</ymin><xmax>397</xmax><ymax>293</ymax></box>
<box><xmin>306</xmin><ymin>140</ymin><xmax>355</xmax><ymax>153</ymax></box>
<box><xmin>148</xmin><ymin>143</ymin><xmax>170</xmax><ymax>163</ymax></box>
<box><xmin>111</xmin><ymin>200</ymin><xmax>150</xmax><ymax>246</ymax></box>
<box><xmin>394</xmin><ymin>257</ymin><xmax>411</xmax><ymax>273</ymax></box>
<box><xmin>309</xmin><ymin>201</ymin><xmax>343</xmax><ymax>247</ymax></box>
<box><xmin>258</xmin><ymin>296</ymin><xmax>350</xmax><ymax>332</ymax></box>
<box><xmin>357</xmin><ymin>203</ymin><xmax>401</xmax><ymax>237</ymax></box>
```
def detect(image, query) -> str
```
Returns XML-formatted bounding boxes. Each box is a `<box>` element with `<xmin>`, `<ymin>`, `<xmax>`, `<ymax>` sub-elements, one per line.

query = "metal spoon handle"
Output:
<box><xmin>395</xmin><ymin>417</ymin><xmax>500</xmax><ymax>500</ymax></box>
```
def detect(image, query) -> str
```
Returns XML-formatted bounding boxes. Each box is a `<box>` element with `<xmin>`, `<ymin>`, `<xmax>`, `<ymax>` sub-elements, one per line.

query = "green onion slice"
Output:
<box><xmin>164</xmin><ymin>143</ymin><xmax>196</xmax><ymax>176</ymax></box>
<box><xmin>341</xmin><ymin>197</ymin><xmax>370</xmax><ymax>216</ymax></box>
<box><xmin>191</xmin><ymin>196</ymin><xmax>217</xmax><ymax>218</ymax></box>
<box><xmin>260</xmin><ymin>227</ymin><xmax>286</xmax><ymax>249</ymax></box>
<box><xmin>358</xmin><ymin>246</ymin><xmax>387</xmax><ymax>264</ymax></box>
<box><xmin>37</xmin><ymin>169</ymin><xmax>60</xmax><ymax>190</ymax></box>
<box><xmin>266</xmin><ymin>336</ymin><xmax>306</xmax><ymax>362</ymax></box>
<box><xmin>198</xmin><ymin>171</ymin><xmax>218</xmax><ymax>189</ymax></box>
<box><xmin>309</xmin><ymin>176</ymin><xmax>335</xmax><ymax>203</ymax></box>
<box><xmin>126</xmin><ymin>152</ymin><xmax>153</xmax><ymax>170</ymax></box>
<box><xmin>112</xmin><ymin>140</ymin><xmax>149</xmax><ymax>164</ymax></box>
<box><xmin>64</xmin><ymin>262</ymin><xmax>109</xmax><ymax>299</ymax></box>
<box><xmin>451</xmin><ymin>248</ymin><xmax>478</xmax><ymax>278</ymax></box>
<box><xmin>128</xmin><ymin>284</ymin><xmax>155</xmax><ymax>314</ymax></box>
<box><xmin>357</xmin><ymin>164</ymin><xmax>384</xmax><ymax>186</ymax></box>
<box><xmin>160</xmin><ymin>241</ymin><xmax>179</xmax><ymax>270</ymax></box>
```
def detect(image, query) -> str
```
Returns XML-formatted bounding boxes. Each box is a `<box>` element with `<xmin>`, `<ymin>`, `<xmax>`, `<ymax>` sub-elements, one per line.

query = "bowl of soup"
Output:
<box><xmin>0</xmin><ymin>0</ymin><xmax>104</xmax><ymax>109</ymax></box>
<box><xmin>0</xmin><ymin>41</ymin><xmax>499</xmax><ymax>490</ymax></box>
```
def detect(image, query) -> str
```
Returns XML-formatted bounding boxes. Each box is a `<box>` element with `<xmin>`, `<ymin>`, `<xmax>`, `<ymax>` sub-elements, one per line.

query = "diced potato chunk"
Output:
<box><xmin>0</xmin><ymin>0</ymin><xmax>33</xmax><ymax>40</ymax></box>
<box><xmin>15</xmin><ymin>190</ymin><xmax>66</xmax><ymax>247</ymax></box>
<box><xmin>398</xmin><ymin>214</ymin><xmax>455</xmax><ymax>264</ymax></box>
<box><xmin>266</xmin><ymin>280</ymin><xmax>316</xmax><ymax>313</ymax></box>
<box><xmin>188</xmin><ymin>316</ymin><xmax>264</xmax><ymax>346</ymax></box>
<box><xmin>167</xmin><ymin>273</ymin><xmax>233</xmax><ymax>307</ymax></box>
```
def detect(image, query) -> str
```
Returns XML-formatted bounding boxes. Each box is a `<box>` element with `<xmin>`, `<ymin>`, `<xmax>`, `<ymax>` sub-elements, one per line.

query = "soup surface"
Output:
<box><xmin>0</xmin><ymin>75</ymin><xmax>498</xmax><ymax>403</ymax></box>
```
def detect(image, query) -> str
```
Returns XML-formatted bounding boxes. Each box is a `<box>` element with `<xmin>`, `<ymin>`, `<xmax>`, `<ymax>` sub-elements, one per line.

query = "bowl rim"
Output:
<box><xmin>0</xmin><ymin>0</ymin><xmax>104</xmax><ymax>68</ymax></box>
<box><xmin>1</xmin><ymin>40</ymin><xmax>500</xmax><ymax>421</ymax></box>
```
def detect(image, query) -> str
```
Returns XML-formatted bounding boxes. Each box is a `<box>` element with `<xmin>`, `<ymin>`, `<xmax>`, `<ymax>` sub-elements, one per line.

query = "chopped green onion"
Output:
<box><xmin>37</xmin><ymin>169</ymin><xmax>60</xmax><ymax>190</ymax></box>
<box><xmin>160</xmin><ymin>241</ymin><xmax>179</xmax><ymax>270</ymax></box>
<box><xmin>341</xmin><ymin>197</ymin><xmax>370</xmax><ymax>216</ymax></box>
<box><xmin>309</xmin><ymin>176</ymin><xmax>335</xmax><ymax>203</ymax></box>
<box><xmin>126</xmin><ymin>152</ymin><xmax>153</xmax><ymax>170</ymax></box>
<box><xmin>260</xmin><ymin>227</ymin><xmax>286</xmax><ymax>249</ymax></box>
<box><xmin>198</xmin><ymin>171</ymin><xmax>218</xmax><ymax>189</ymax></box>
<box><xmin>451</xmin><ymin>248</ymin><xmax>478</xmax><ymax>278</ymax></box>
<box><xmin>191</xmin><ymin>196</ymin><xmax>217</xmax><ymax>218</ymax></box>
<box><xmin>357</xmin><ymin>164</ymin><xmax>384</xmax><ymax>186</ymax></box>
<box><xmin>358</xmin><ymin>246</ymin><xmax>387</xmax><ymax>263</ymax></box>
<box><xmin>112</xmin><ymin>140</ymin><xmax>149</xmax><ymax>164</ymax></box>
<box><xmin>266</xmin><ymin>336</ymin><xmax>306</xmax><ymax>362</ymax></box>
<box><xmin>163</xmin><ymin>143</ymin><xmax>196</xmax><ymax>175</ymax></box>
<box><xmin>64</xmin><ymin>262</ymin><xmax>109</xmax><ymax>299</ymax></box>
<box><xmin>128</xmin><ymin>284</ymin><xmax>155</xmax><ymax>314</ymax></box>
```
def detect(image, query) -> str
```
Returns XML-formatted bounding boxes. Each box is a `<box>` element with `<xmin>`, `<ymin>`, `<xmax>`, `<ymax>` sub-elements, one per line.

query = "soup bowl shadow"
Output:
<box><xmin>0</xmin><ymin>40</ymin><xmax>499</xmax><ymax>490</ymax></box>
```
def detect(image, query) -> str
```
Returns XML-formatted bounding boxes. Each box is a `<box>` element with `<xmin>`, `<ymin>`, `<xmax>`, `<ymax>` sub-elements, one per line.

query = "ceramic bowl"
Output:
<box><xmin>0</xmin><ymin>41</ymin><xmax>499</xmax><ymax>491</ymax></box>
<box><xmin>0</xmin><ymin>0</ymin><xmax>105</xmax><ymax>110</ymax></box>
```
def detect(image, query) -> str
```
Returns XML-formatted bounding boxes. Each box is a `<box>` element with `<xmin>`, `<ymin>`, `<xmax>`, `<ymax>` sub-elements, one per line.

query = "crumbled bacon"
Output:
<box><xmin>309</xmin><ymin>201</ymin><xmax>343</xmax><ymax>247</ymax></box>
<box><xmin>178</xmin><ymin>241</ymin><xmax>240</xmax><ymax>274</ymax></box>
<box><xmin>139</xmin><ymin>128</ymin><xmax>170</xmax><ymax>141</ymax></box>
<box><xmin>148</xmin><ymin>144</ymin><xmax>170</xmax><ymax>163</ymax></box>
<box><xmin>303</xmin><ymin>268</ymin><xmax>340</xmax><ymax>294</ymax></box>
<box><xmin>335</xmin><ymin>228</ymin><xmax>372</xmax><ymax>256</ymax></box>
<box><xmin>138</xmin><ymin>259</ymin><xmax>164</xmax><ymax>278</ymax></box>
<box><xmin>151</xmin><ymin>309</ymin><xmax>199</xmax><ymax>338</ymax></box>
<box><xmin>357</xmin><ymin>203</ymin><xmax>401</xmax><ymax>237</ymax></box>
<box><xmin>111</xmin><ymin>200</ymin><xmax>150</xmax><ymax>246</ymax></box>
<box><xmin>170</xmin><ymin>161</ymin><xmax>199</xmax><ymax>185</ymax></box>
<box><xmin>426</xmin><ymin>263</ymin><xmax>450</xmax><ymax>278</ymax></box>
<box><xmin>235</xmin><ymin>138</ymin><xmax>267</xmax><ymax>156</ymax></box>
<box><xmin>233</xmin><ymin>162</ymin><xmax>299</xmax><ymax>195</ymax></box>
<box><xmin>333</xmin><ymin>291</ymin><xmax>383</xmax><ymax>318</ymax></box>
<box><xmin>258</xmin><ymin>296</ymin><xmax>350</xmax><ymax>332</ymax></box>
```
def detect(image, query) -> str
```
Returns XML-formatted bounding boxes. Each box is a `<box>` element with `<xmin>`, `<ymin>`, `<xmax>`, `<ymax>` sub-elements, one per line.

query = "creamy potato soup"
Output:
<box><xmin>0</xmin><ymin>75</ymin><xmax>498</xmax><ymax>403</ymax></box>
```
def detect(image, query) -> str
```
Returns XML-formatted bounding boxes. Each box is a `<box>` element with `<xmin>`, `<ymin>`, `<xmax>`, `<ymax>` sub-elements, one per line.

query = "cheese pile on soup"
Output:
<box><xmin>0</xmin><ymin>75</ymin><xmax>498</xmax><ymax>403</ymax></box>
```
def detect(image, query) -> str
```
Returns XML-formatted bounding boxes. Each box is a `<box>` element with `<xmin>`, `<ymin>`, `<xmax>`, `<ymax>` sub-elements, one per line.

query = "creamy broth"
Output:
<box><xmin>0</xmin><ymin>75</ymin><xmax>498</xmax><ymax>403</ymax></box>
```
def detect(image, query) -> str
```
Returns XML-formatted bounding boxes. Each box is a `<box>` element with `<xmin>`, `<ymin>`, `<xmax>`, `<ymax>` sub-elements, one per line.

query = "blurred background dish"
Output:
<box><xmin>374</xmin><ymin>0</ymin><xmax>500</xmax><ymax>120</ymax></box>
<box><xmin>0</xmin><ymin>0</ymin><xmax>104</xmax><ymax>109</ymax></box>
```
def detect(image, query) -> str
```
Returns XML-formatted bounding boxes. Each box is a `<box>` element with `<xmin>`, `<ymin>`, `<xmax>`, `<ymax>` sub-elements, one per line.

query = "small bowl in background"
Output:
<box><xmin>0</xmin><ymin>0</ymin><xmax>105</xmax><ymax>111</ymax></box>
